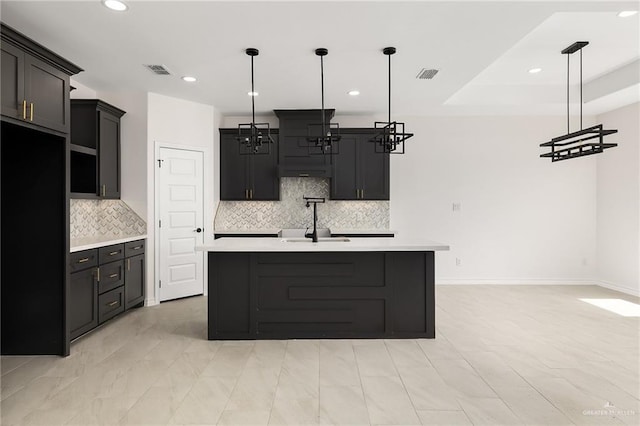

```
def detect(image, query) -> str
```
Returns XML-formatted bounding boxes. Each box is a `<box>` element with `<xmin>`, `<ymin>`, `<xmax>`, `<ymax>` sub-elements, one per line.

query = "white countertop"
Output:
<box><xmin>71</xmin><ymin>234</ymin><xmax>147</xmax><ymax>252</ymax></box>
<box><xmin>197</xmin><ymin>236</ymin><xmax>448</xmax><ymax>252</ymax></box>
<box><xmin>213</xmin><ymin>229</ymin><xmax>397</xmax><ymax>235</ymax></box>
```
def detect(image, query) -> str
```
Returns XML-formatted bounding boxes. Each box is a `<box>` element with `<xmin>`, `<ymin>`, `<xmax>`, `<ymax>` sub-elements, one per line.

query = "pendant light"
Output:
<box><xmin>372</xmin><ymin>47</ymin><xmax>413</xmax><ymax>154</ymax></box>
<box><xmin>307</xmin><ymin>48</ymin><xmax>340</xmax><ymax>155</ymax></box>
<box><xmin>237</xmin><ymin>48</ymin><xmax>273</xmax><ymax>155</ymax></box>
<box><xmin>540</xmin><ymin>41</ymin><xmax>617</xmax><ymax>162</ymax></box>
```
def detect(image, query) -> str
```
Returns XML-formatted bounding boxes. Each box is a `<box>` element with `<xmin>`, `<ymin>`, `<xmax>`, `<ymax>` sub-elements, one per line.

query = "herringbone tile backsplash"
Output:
<box><xmin>70</xmin><ymin>199</ymin><xmax>146</xmax><ymax>238</ymax></box>
<box><xmin>214</xmin><ymin>178</ymin><xmax>389</xmax><ymax>231</ymax></box>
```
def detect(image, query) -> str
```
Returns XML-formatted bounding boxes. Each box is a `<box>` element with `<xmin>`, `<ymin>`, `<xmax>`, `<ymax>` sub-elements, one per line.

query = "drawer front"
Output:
<box><xmin>98</xmin><ymin>260</ymin><xmax>124</xmax><ymax>294</ymax></box>
<box><xmin>98</xmin><ymin>286</ymin><xmax>124</xmax><ymax>324</ymax></box>
<box><xmin>70</xmin><ymin>249</ymin><xmax>98</xmax><ymax>272</ymax></box>
<box><xmin>125</xmin><ymin>239</ymin><xmax>145</xmax><ymax>257</ymax></box>
<box><xmin>98</xmin><ymin>243</ymin><xmax>124</xmax><ymax>264</ymax></box>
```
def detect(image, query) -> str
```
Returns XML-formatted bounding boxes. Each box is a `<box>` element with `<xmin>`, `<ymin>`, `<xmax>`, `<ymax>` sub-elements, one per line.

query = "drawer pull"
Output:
<box><xmin>109</xmin><ymin>251</ymin><xmax>119</xmax><ymax>256</ymax></box>
<box><xmin>299</xmin><ymin>173</ymin><xmax>309</xmax><ymax>177</ymax></box>
<box><xmin>107</xmin><ymin>301</ymin><xmax>119</xmax><ymax>307</ymax></box>
<box><xmin>132</xmin><ymin>246</ymin><xmax>142</xmax><ymax>250</ymax></box>
<box><xmin>109</xmin><ymin>273</ymin><xmax>119</xmax><ymax>278</ymax></box>
<box><xmin>77</xmin><ymin>257</ymin><xmax>90</xmax><ymax>263</ymax></box>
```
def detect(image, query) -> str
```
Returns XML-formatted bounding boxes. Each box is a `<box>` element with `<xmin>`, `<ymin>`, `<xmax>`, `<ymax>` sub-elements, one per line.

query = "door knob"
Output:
<box><xmin>195</xmin><ymin>228</ymin><xmax>202</xmax><ymax>233</ymax></box>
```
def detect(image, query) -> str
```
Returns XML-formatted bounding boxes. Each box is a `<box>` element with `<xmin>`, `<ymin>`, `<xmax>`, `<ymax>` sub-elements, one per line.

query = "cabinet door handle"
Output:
<box><xmin>22</xmin><ymin>100</ymin><xmax>27</xmax><ymax>120</ymax></box>
<box><xmin>107</xmin><ymin>301</ymin><xmax>119</xmax><ymax>307</ymax></box>
<box><xmin>78</xmin><ymin>257</ymin><xmax>90</xmax><ymax>263</ymax></box>
<box><xmin>360</xmin><ymin>189</ymin><xmax>364</xmax><ymax>199</ymax></box>
<box><xmin>109</xmin><ymin>251</ymin><xmax>119</xmax><ymax>256</ymax></box>
<box><xmin>101</xmin><ymin>185</ymin><xmax>106</xmax><ymax>197</ymax></box>
<box><xmin>127</xmin><ymin>258</ymin><xmax>131</xmax><ymax>271</ymax></box>
<box><xmin>250</xmin><ymin>189</ymin><xmax>253</xmax><ymax>199</ymax></box>
<box><xmin>108</xmin><ymin>273</ymin><xmax>119</xmax><ymax>278</ymax></box>
<box><xmin>30</xmin><ymin>103</ymin><xmax>34</xmax><ymax>121</ymax></box>
<box><xmin>96</xmin><ymin>267</ymin><xmax>100</xmax><ymax>282</ymax></box>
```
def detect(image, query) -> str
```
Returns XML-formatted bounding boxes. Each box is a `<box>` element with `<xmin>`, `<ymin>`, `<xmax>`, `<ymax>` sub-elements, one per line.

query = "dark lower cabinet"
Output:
<box><xmin>125</xmin><ymin>253</ymin><xmax>145</xmax><ymax>309</ymax></box>
<box><xmin>208</xmin><ymin>251</ymin><xmax>434</xmax><ymax>340</ymax></box>
<box><xmin>69</xmin><ymin>267</ymin><xmax>98</xmax><ymax>340</ymax></box>
<box><xmin>70</xmin><ymin>239</ymin><xmax>145</xmax><ymax>341</ymax></box>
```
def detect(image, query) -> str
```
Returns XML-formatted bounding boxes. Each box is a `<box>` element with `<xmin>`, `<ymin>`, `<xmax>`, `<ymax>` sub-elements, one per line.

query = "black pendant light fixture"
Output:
<box><xmin>371</xmin><ymin>47</ymin><xmax>413</xmax><ymax>154</ymax></box>
<box><xmin>237</xmin><ymin>48</ymin><xmax>273</xmax><ymax>155</ymax></box>
<box><xmin>540</xmin><ymin>41</ymin><xmax>617</xmax><ymax>162</ymax></box>
<box><xmin>307</xmin><ymin>48</ymin><xmax>340</xmax><ymax>155</ymax></box>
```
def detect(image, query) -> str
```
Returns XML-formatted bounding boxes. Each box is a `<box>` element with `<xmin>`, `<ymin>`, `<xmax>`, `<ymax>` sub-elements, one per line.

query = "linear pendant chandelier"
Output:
<box><xmin>371</xmin><ymin>47</ymin><xmax>413</xmax><ymax>154</ymax></box>
<box><xmin>540</xmin><ymin>41</ymin><xmax>617</xmax><ymax>162</ymax></box>
<box><xmin>306</xmin><ymin>48</ymin><xmax>340</xmax><ymax>155</ymax></box>
<box><xmin>237</xmin><ymin>48</ymin><xmax>273</xmax><ymax>155</ymax></box>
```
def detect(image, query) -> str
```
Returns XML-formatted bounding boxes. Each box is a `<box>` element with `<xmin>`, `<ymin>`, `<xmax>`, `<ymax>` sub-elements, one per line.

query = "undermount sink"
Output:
<box><xmin>279</xmin><ymin>228</ymin><xmax>331</xmax><ymax>238</ymax></box>
<box><xmin>281</xmin><ymin>237</ymin><xmax>350</xmax><ymax>243</ymax></box>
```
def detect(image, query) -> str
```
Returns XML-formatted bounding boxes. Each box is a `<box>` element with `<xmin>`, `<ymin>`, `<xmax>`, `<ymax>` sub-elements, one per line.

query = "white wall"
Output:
<box><xmin>147</xmin><ymin>92</ymin><xmax>216</xmax><ymax>305</ymax></box>
<box><xmin>390</xmin><ymin>115</ymin><xmax>598</xmax><ymax>284</ymax></box>
<box><xmin>596</xmin><ymin>102</ymin><xmax>639</xmax><ymax>296</ymax></box>
<box><xmin>69</xmin><ymin>79</ymin><xmax>96</xmax><ymax>99</ymax></box>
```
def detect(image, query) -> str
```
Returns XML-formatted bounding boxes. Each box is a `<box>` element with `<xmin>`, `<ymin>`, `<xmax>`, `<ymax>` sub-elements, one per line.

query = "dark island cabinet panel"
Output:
<box><xmin>208</xmin><ymin>251</ymin><xmax>434</xmax><ymax>339</ymax></box>
<box><xmin>1</xmin><ymin>42</ymin><xmax>24</xmax><ymax>122</ymax></box>
<box><xmin>331</xmin><ymin>129</ymin><xmax>389</xmax><ymax>200</ymax></box>
<box><xmin>219</xmin><ymin>129</ymin><xmax>279</xmax><ymax>201</ymax></box>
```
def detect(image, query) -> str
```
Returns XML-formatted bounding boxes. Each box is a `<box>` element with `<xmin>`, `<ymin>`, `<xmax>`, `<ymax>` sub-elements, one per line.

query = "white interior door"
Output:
<box><xmin>158</xmin><ymin>147</ymin><xmax>204</xmax><ymax>302</ymax></box>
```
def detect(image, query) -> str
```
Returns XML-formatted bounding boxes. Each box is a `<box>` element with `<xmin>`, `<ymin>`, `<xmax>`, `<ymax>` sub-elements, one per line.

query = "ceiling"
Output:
<box><xmin>1</xmin><ymin>0</ymin><xmax>638</xmax><ymax>117</ymax></box>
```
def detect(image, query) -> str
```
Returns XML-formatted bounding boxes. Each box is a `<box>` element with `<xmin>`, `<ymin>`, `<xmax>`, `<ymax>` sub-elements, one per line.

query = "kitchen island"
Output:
<box><xmin>199</xmin><ymin>237</ymin><xmax>449</xmax><ymax>340</ymax></box>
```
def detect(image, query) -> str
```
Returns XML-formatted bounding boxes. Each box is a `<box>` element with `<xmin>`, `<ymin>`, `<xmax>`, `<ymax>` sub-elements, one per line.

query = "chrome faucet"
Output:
<box><xmin>303</xmin><ymin>196</ymin><xmax>325</xmax><ymax>242</ymax></box>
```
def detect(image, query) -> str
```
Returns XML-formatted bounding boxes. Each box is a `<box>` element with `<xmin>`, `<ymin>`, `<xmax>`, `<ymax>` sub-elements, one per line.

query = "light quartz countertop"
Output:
<box><xmin>71</xmin><ymin>234</ymin><xmax>147</xmax><ymax>252</ymax></box>
<box><xmin>213</xmin><ymin>229</ymin><xmax>397</xmax><ymax>235</ymax></box>
<box><xmin>197</xmin><ymin>236</ymin><xmax>448</xmax><ymax>252</ymax></box>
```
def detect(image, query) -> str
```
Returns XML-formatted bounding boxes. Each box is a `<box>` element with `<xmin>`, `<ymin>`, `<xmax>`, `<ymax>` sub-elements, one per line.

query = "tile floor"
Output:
<box><xmin>1</xmin><ymin>285</ymin><xmax>639</xmax><ymax>425</ymax></box>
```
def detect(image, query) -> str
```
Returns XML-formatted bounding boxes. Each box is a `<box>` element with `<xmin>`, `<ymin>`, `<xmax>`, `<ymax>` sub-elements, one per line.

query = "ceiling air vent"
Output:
<box><xmin>416</xmin><ymin>68</ymin><xmax>439</xmax><ymax>79</ymax></box>
<box><xmin>144</xmin><ymin>64</ymin><xmax>171</xmax><ymax>75</ymax></box>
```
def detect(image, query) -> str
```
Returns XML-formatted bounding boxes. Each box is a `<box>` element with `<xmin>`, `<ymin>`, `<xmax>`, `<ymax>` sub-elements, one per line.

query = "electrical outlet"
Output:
<box><xmin>582</xmin><ymin>257</ymin><xmax>588</xmax><ymax>266</ymax></box>
<box><xmin>456</xmin><ymin>257</ymin><xmax>461</xmax><ymax>266</ymax></box>
<box><xmin>452</xmin><ymin>203</ymin><xmax>461</xmax><ymax>212</ymax></box>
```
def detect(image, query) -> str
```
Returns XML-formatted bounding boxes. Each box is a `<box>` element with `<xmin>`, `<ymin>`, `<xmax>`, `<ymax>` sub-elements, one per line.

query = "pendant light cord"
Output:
<box><xmin>566</xmin><ymin>53</ymin><xmax>570</xmax><ymax>135</ymax></box>
<box><xmin>580</xmin><ymin>49</ymin><xmax>583</xmax><ymax>130</ymax></box>
<box><xmin>320</xmin><ymin>55</ymin><xmax>325</xmax><ymax>136</ymax></box>
<box><xmin>388</xmin><ymin>52</ymin><xmax>392</xmax><ymax>125</ymax></box>
<box><xmin>251</xmin><ymin>55</ymin><xmax>256</xmax><ymax>139</ymax></box>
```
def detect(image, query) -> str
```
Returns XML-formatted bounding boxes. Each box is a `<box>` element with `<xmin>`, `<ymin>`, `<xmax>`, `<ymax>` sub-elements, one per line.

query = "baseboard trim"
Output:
<box><xmin>595</xmin><ymin>280</ymin><xmax>640</xmax><ymax>297</ymax></box>
<box><xmin>436</xmin><ymin>279</ymin><xmax>595</xmax><ymax>285</ymax></box>
<box><xmin>145</xmin><ymin>297</ymin><xmax>159</xmax><ymax>307</ymax></box>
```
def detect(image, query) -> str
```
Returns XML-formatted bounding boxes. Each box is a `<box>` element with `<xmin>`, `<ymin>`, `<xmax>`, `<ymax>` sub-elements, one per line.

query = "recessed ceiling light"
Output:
<box><xmin>248</xmin><ymin>91</ymin><xmax>258</xmax><ymax>96</ymax></box>
<box><xmin>618</xmin><ymin>11</ymin><xmax>638</xmax><ymax>18</ymax></box>
<box><xmin>102</xmin><ymin>0</ymin><xmax>128</xmax><ymax>12</ymax></box>
<box><xmin>182</xmin><ymin>76</ymin><xmax>197</xmax><ymax>83</ymax></box>
<box><xmin>348</xmin><ymin>90</ymin><xmax>360</xmax><ymax>96</ymax></box>
<box><xmin>528</xmin><ymin>67</ymin><xmax>542</xmax><ymax>74</ymax></box>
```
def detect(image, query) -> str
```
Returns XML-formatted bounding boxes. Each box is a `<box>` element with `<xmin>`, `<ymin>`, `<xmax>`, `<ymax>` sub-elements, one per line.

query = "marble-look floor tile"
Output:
<box><xmin>492</xmin><ymin>385</ymin><xmax>573</xmax><ymax>425</ymax></box>
<box><xmin>385</xmin><ymin>339</ymin><xmax>432</xmax><ymax>368</ymax></box>
<box><xmin>319</xmin><ymin>340</ymin><xmax>360</xmax><ymax>387</ymax></box>
<box><xmin>430</xmin><ymin>358</ymin><xmax>497</xmax><ymax>398</ymax></box>
<box><xmin>319</xmin><ymin>385</ymin><xmax>370</xmax><ymax>426</ymax></box>
<box><xmin>353</xmin><ymin>340</ymin><xmax>398</xmax><ymax>377</ymax></box>
<box><xmin>168</xmin><ymin>376</ymin><xmax>236</xmax><ymax>425</ymax></box>
<box><xmin>269</xmin><ymin>397</ymin><xmax>319</xmax><ymax>425</ymax></box>
<box><xmin>360</xmin><ymin>375</ymin><xmax>420</xmax><ymax>425</ymax></box>
<box><xmin>396</xmin><ymin>365</ymin><xmax>461</xmax><ymax>410</ymax></box>
<box><xmin>416</xmin><ymin>410</ymin><xmax>472</xmax><ymax>425</ymax></box>
<box><xmin>456</xmin><ymin>396</ymin><xmax>524</xmax><ymax>425</ymax></box>
<box><xmin>66</xmin><ymin>395</ymin><xmax>137</xmax><ymax>426</ymax></box>
<box><xmin>218</xmin><ymin>409</ymin><xmax>271</xmax><ymax>425</ymax></box>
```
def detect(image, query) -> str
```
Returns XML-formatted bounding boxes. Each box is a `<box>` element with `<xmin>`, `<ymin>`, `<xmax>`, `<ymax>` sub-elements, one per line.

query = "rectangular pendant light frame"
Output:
<box><xmin>540</xmin><ymin>124</ymin><xmax>618</xmax><ymax>162</ymax></box>
<box><xmin>371</xmin><ymin>121</ymin><xmax>413</xmax><ymax>154</ymax></box>
<box><xmin>237</xmin><ymin>122</ymin><xmax>273</xmax><ymax>155</ymax></box>
<box><xmin>307</xmin><ymin>122</ymin><xmax>341</xmax><ymax>155</ymax></box>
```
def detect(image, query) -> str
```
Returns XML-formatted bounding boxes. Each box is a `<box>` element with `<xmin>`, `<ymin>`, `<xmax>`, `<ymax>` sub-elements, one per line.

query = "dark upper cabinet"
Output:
<box><xmin>219</xmin><ymin>128</ymin><xmax>279</xmax><ymax>201</ymax></box>
<box><xmin>331</xmin><ymin>129</ymin><xmax>389</xmax><ymax>200</ymax></box>
<box><xmin>70</xmin><ymin>99</ymin><xmax>125</xmax><ymax>199</ymax></box>
<box><xmin>1</xmin><ymin>23</ymin><xmax>82</xmax><ymax>134</ymax></box>
<box><xmin>275</xmin><ymin>109</ymin><xmax>334</xmax><ymax>177</ymax></box>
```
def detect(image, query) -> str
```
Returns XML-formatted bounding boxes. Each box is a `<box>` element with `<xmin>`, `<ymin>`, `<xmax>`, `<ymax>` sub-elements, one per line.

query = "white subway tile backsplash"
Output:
<box><xmin>214</xmin><ymin>178</ymin><xmax>389</xmax><ymax>231</ymax></box>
